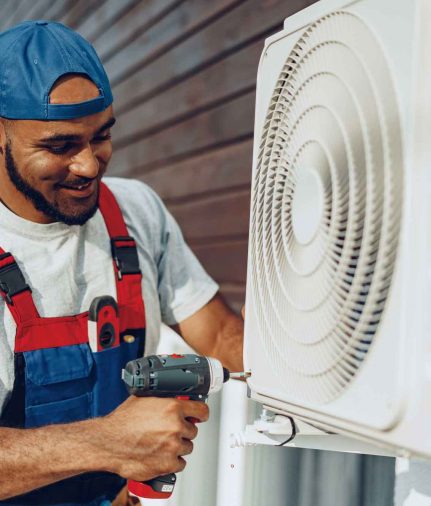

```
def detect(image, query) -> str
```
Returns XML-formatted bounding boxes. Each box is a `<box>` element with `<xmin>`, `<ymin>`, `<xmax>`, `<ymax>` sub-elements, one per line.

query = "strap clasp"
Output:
<box><xmin>110</xmin><ymin>236</ymin><xmax>141</xmax><ymax>280</ymax></box>
<box><xmin>0</xmin><ymin>253</ymin><xmax>31</xmax><ymax>305</ymax></box>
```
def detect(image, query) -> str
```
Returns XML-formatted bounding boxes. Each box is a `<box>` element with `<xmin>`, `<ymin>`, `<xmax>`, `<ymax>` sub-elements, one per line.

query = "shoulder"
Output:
<box><xmin>100</xmin><ymin>177</ymin><xmax>170</xmax><ymax>255</ymax></box>
<box><xmin>102</xmin><ymin>177</ymin><xmax>169</xmax><ymax>224</ymax></box>
<box><xmin>102</xmin><ymin>177</ymin><xmax>163</xmax><ymax>210</ymax></box>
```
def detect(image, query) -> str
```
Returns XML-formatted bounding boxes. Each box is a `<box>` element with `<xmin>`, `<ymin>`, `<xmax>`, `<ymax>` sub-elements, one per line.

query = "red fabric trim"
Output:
<box><xmin>7</xmin><ymin>182</ymin><xmax>146</xmax><ymax>353</ymax></box>
<box><xmin>119</xmin><ymin>303</ymin><xmax>146</xmax><ymax>332</ymax></box>
<box><xmin>114</xmin><ymin>240</ymin><xmax>136</xmax><ymax>248</ymax></box>
<box><xmin>6</xmin><ymin>291</ymin><xmax>39</xmax><ymax>324</ymax></box>
<box><xmin>15</xmin><ymin>304</ymin><xmax>147</xmax><ymax>352</ymax></box>
<box><xmin>112</xmin><ymin>257</ymin><xmax>145</xmax><ymax>312</ymax></box>
<box><xmin>98</xmin><ymin>182</ymin><xmax>129</xmax><ymax>237</ymax></box>
<box><xmin>15</xmin><ymin>312</ymin><xmax>89</xmax><ymax>352</ymax></box>
<box><xmin>117</xmin><ymin>273</ymin><xmax>146</xmax><ymax>331</ymax></box>
<box><xmin>99</xmin><ymin>182</ymin><xmax>146</xmax><ymax>328</ymax></box>
<box><xmin>0</xmin><ymin>255</ymin><xmax>15</xmax><ymax>269</ymax></box>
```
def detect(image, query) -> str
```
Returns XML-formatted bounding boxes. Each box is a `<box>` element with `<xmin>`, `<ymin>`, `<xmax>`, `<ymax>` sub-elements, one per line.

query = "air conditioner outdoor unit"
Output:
<box><xmin>244</xmin><ymin>0</ymin><xmax>431</xmax><ymax>459</ymax></box>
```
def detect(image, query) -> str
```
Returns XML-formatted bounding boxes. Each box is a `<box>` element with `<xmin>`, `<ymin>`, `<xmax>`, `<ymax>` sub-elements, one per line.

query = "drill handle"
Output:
<box><xmin>127</xmin><ymin>395</ymin><xmax>199</xmax><ymax>500</ymax></box>
<box><xmin>128</xmin><ymin>474</ymin><xmax>176</xmax><ymax>499</ymax></box>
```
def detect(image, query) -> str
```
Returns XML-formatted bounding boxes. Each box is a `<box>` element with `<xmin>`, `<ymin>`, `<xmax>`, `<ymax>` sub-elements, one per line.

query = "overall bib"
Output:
<box><xmin>0</xmin><ymin>183</ymin><xmax>146</xmax><ymax>505</ymax></box>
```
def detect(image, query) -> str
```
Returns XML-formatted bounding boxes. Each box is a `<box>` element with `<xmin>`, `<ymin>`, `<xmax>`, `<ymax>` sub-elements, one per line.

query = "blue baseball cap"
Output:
<box><xmin>0</xmin><ymin>20</ymin><xmax>113</xmax><ymax>120</ymax></box>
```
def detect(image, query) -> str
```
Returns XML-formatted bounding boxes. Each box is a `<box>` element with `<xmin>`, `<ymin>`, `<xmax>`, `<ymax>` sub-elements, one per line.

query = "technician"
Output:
<box><xmin>0</xmin><ymin>20</ymin><xmax>244</xmax><ymax>505</ymax></box>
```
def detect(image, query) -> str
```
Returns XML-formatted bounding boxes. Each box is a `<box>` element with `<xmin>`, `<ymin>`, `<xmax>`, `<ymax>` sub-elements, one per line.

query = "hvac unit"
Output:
<box><xmin>244</xmin><ymin>0</ymin><xmax>431</xmax><ymax>458</ymax></box>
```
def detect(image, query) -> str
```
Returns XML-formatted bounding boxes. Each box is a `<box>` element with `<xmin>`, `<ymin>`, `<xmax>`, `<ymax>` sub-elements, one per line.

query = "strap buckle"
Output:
<box><xmin>110</xmin><ymin>236</ymin><xmax>141</xmax><ymax>280</ymax></box>
<box><xmin>0</xmin><ymin>253</ymin><xmax>31</xmax><ymax>305</ymax></box>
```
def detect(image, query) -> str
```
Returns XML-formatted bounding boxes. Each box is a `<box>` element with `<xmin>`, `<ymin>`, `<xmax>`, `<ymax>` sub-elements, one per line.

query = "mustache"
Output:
<box><xmin>57</xmin><ymin>177</ymin><xmax>97</xmax><ymax>189</ymax></box>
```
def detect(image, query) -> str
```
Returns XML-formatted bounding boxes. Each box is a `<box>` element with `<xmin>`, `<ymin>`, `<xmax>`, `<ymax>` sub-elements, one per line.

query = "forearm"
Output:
<box><xmin>175</xmin><ymin>294</ymin><xmax>245</xmax><ymax>372</ymax></box>
<box><xmin>0</xmin><ymin>418</ymin><xmax>109</xmax><ymax>499</ymax></box>
<box><xmin>211</xmin><ymin>310</ymin><xmax>244</xmax><ymax>372</ymax></box>
<box><xmin>0</xmin><ymin>395</ymin><xmax>208</xmax><ymax>500</ymax></box>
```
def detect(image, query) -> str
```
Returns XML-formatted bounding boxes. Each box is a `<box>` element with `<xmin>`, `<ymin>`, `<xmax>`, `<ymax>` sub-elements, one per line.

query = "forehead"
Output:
<box><xmin>49</xmin><ymin>74</ymin><xmax>100</xmax><ymax>104</ymax></box>
<box><xmin>9</xmin><ymin>75</ymin><xmax>114</xmax><ymax>139</ymax></box>
<box><xmin>10</xmin><ymin>105</ymin><xmax>114</xmax><ymax>140</ymax></box>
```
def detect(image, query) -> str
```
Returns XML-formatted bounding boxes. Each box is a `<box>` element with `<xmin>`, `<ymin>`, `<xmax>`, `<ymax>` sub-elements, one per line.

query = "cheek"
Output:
<box><xmin>21</xmin><ymin>153</ymin><xmax>68</xmax><ymax>184</ymax></box>
<box><xmin>95</xmin><ymin>142</ymin><xmax>112</xmax><ymax>165</ymax></box>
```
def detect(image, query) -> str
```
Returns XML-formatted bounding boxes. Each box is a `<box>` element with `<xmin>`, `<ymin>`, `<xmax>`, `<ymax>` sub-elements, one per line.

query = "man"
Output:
<box><xmin>0</xmin><ymin>20</ymin><xmax>244</xmax><ymax>505</ymax></box>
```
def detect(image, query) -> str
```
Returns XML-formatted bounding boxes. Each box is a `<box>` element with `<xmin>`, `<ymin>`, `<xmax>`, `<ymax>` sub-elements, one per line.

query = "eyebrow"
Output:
<box><xmin>38</xmin><ymin>117</ymin><xmax>116</xmax><ymax>143</ymax></box>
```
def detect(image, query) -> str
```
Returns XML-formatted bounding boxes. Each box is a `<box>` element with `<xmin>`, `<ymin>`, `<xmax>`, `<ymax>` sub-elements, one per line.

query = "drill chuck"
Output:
<box><xmin>207</xmin><ymin>356</ymin><xmax>230</xmax><ymax>393</ymax></box>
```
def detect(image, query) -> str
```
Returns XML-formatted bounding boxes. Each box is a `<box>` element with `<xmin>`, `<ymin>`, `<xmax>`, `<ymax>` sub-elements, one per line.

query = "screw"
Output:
<box><xmin>260</xmin><ymin>408</ymin><xmax>275</xmax><ymax>422</ymax></box>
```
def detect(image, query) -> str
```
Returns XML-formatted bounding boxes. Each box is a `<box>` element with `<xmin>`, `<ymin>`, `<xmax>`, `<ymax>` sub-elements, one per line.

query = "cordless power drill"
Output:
<box><xmin>122</xmin><ymin>353</ymin><xmax>238</xmax><ymax>500</ymax></box>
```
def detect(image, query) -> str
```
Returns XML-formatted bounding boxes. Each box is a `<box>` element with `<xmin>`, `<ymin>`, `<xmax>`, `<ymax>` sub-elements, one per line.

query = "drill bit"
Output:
<box><xmin>230</xmin><ymin>371</ymin><xmax>251</xmax><ymax>379</ymax></box>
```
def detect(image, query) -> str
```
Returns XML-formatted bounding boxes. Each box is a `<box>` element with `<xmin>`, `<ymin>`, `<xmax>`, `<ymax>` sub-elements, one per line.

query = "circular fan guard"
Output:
<box><xmin>250</xmin><ymin>11</ymin><xmax>403</xmax><ymax>404</ymax></box>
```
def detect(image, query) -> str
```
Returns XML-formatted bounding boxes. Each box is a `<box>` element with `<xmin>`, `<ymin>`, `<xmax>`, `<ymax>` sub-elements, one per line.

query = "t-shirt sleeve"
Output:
<box><xmin>151</xmin><ymin>191</ymin><xmax>219</xmax><ymax>326</ymax></box>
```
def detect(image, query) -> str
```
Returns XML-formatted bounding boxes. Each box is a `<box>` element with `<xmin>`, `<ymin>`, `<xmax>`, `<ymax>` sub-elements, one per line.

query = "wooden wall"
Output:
<box><xmin>0</xmin><ymin>0</ymin><xmax>317</xmax><ymax>312</ymax></box>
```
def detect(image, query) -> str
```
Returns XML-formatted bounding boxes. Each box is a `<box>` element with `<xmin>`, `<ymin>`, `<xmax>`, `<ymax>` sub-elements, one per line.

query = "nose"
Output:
<box><xmin>69</xmin><ymin>143</ymin><xmax>99</xmax><ymax>179</ymax></box>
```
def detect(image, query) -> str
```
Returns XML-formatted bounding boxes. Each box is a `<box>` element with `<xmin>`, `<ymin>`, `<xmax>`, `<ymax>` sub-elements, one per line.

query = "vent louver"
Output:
<box><xmin>250</xmin><ymin>11</ymin><xmax>403</xmax><ymax>404</ymax></box>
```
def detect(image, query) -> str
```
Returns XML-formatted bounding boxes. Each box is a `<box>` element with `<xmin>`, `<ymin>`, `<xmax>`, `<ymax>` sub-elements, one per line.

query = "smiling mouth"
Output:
<box><xmin>58</xmin><ymin>180</ymin><xmax>97</xmax><ymax>197</ymax></box>
<box><xmin>60</xmin><ymin>181</ymin><xmax>92</xmax><ymax>190</ymax></box>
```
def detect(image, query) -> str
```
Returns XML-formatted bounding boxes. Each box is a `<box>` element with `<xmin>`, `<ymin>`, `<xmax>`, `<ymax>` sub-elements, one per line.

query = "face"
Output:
<box><xmin>0</xmin><ymin>75</ymin><xmax>115</xmax><ymax>225</ymax></box>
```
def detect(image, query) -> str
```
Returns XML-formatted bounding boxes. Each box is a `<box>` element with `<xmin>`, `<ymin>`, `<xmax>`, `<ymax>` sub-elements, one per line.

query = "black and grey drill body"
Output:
<box><xmin>122</xmin><ymin>353</ymin><xmax>230</xmax><ymax>400</ymax></box>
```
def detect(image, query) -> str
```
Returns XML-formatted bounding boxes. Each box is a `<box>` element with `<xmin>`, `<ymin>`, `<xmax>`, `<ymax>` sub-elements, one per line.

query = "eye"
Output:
<box><xmin>92</xmin><ymin>133</ymin><xmax>112</xmax><ymax>143</ymax></box>
<box><xmin>48</xmin><ymin>142</ymin><xmax>75</xmax><ymax>155</ymax></box>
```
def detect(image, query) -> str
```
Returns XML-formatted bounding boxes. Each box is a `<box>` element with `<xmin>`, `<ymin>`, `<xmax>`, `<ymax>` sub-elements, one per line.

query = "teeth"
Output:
<box><xmin>61</xmin><ymin>182</ymin><xmax>91</xmax><ymax>190</ymax></box>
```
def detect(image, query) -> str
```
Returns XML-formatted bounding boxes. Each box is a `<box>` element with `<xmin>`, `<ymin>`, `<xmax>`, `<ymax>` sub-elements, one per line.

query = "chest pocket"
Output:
<box><xmin>24</xmin><ymin>344</ymin><xmax>95</xmax><ymax>428</ymax></box>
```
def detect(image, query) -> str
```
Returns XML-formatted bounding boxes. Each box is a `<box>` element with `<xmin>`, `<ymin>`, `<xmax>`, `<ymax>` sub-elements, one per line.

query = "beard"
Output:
<box><xmin>5</xmin><ymin>142</ymin><xmax>99</xmax><ymax>226</ymax></box>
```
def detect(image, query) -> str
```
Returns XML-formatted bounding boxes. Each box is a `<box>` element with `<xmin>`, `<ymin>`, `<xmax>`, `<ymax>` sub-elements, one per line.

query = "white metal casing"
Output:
<box><xmin>244</xmin><ymin>0</ymin><xmax>431</xmax><ymax>458</ymax></box>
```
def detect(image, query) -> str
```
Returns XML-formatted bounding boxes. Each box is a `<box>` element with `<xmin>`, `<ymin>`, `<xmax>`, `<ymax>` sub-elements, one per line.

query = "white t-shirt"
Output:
<box><xmin>0</xmin><ymin>177</ymin><xmax>218</xmax><ymax>412</ymax></box>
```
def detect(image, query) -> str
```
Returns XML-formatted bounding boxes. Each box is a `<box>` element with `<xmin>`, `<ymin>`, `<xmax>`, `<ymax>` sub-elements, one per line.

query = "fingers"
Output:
<box><xmin>177</xmin><ymin>457</ymin><xmax>187</xmax><ymax>473</ymax></box>
<box><xmin>182</xmin><ymin>419</ymin><xmax>199</xmax><ymax>440</ymax></box>
<box><xmin>164</xmin><ymin>438</ymin><xmax>193</xmax><ymax>475</ymax></box>
<box><xmin>106</xmin><ymin>396</ymin><xmax>208</xmax><ymax>481</ymax></box>
<box><xmin>179</xmin><ymin>438</ymin><xmax>194</xmax><ymax>457</ymax></box>
<box><xmin>179</xmin><ymin>400</ymin><xmax>209</xmax><ymax>423</ymax></box>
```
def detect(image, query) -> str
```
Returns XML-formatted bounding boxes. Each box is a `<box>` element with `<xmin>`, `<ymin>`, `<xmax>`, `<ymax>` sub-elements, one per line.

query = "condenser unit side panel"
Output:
<box><xmin>245</xmin><ymin>0</ymin><xmax>427</xmax><ymax>444</ymax></box>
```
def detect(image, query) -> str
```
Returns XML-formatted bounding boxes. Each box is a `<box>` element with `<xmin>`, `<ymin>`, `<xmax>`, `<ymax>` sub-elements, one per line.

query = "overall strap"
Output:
<box><xmin>0</xmin><ymin>249</ymin><xmax>39</xmax><ymax>324</ymax></box>
<box><xmin>98</xmin><ymin>182</ymin><xmax>146</xmax><ymax>332</ymax></box>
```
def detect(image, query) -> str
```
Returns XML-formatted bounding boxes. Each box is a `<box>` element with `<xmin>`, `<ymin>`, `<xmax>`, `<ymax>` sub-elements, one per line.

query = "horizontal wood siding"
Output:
<box><xmin>1</xmin><ymin>0</ymin><xmax>317</xmax><ymax>311</ymax></box>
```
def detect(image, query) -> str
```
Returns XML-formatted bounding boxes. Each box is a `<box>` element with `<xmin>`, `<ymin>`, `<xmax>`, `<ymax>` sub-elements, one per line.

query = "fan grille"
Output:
<box><xmin>250</xmin><ymin>11</ymin><xmax>403</xmax><ymax>404</ymax></box>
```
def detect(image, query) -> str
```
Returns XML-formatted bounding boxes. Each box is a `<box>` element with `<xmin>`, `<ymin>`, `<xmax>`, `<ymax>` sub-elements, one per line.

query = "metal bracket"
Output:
<box><xmin>230</xmin><ymin>409</ymin><xmax>395</xmax><ymax>456</ymax></box>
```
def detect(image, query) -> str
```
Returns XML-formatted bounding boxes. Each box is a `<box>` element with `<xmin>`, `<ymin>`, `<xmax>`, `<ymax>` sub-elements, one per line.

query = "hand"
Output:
<box><xmin>241</xmin><ymin>304</ymin><xmax>245</xmax><ymax>320</ymax></box>
<box><xmin>98</xmin><ymin>396</ymin><xmax>209</xmax><ymax>481</ymax></box>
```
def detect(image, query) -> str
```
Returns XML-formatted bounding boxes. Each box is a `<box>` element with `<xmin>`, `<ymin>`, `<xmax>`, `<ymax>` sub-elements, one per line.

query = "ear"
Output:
<box><xmin>0</xmin><ymin>119</ymin><xmax>8</xmax><ymax>156</ymax></box>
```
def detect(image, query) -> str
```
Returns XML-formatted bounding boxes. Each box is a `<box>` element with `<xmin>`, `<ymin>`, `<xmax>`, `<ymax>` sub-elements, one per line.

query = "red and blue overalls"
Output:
<box><xmin>0</xmin><ymin>183</ymin><xmax>146</xmax><ymax>505</ymax></box>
